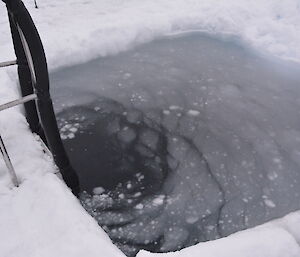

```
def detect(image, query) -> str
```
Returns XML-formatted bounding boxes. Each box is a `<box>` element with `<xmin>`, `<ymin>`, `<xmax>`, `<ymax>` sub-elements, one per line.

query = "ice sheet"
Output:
<box><xmin>52</xmin><ymin>33</ymin><xmax>300</xmax><ymax>255</ymax></box>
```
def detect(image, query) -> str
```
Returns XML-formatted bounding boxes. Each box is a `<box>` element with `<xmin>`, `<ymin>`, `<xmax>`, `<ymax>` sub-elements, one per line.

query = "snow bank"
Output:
<box><xmin>1</xmin><ymin>0</ymin><xmax>300</xmax><ymax>71</ymax></box>
<box><xmin>0</xmin><ymin>173</ymin><xmax>124</xmax><ymax>257</ymax></box>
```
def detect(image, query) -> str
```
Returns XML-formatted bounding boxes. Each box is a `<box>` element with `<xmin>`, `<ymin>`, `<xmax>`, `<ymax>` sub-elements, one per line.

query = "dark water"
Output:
<box><xmin>50</xmin><ymin>33</ymin><xmax>300</xmax><ymax>256</ymax></box>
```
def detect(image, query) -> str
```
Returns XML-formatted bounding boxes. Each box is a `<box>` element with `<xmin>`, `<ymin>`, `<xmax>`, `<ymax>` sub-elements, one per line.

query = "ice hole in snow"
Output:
<box><xmin>51</xmin><ymin>33</ymin><xmax>300</xmax><ymax>256</ymax></box>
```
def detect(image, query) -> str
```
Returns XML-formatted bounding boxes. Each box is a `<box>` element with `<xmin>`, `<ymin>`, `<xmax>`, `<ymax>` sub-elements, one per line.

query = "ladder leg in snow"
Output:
<box><xmin>0</xmin><ymin>135</ymin><xmax>19</xmax><ymax>187</ymax></box>
<box><xmin>0</xmin><ymin>93</ymin><xmax>37</xmax><ymax>187</ymax></box>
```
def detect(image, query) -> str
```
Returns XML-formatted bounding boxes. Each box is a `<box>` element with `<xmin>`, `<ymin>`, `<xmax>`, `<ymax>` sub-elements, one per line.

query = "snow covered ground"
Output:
<box><xmin>1</xmin><ymin>0</ymin><xmax>300</xmax><ymax>256</ymax></box>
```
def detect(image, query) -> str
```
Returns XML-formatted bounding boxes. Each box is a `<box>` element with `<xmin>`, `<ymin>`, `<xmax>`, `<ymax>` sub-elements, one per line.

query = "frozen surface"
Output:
<box><xmin>1</xmin><ymin>0</ymin><xmax>300</xmax><ymax>257</ymax></box>
<box><xmin>52</xmin><ymin>33</ymin><xmax>300</xmax><ymax>255</ymax></box>
<box><xmin>138</xmin><ymin>211</ymin><xmax>300</xmax><ymax>257</ymax></box>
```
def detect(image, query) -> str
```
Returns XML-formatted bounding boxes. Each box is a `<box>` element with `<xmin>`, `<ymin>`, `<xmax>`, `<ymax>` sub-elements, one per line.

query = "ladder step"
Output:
<box><xmin>0</xmin><ymin>94</ymin><xmax>37</xmax><ymax>112</ymax></box>
<box><xmin>0</xmin><ymin>60</ymin><xmax>17</xmax><ymax>68</ymax></box>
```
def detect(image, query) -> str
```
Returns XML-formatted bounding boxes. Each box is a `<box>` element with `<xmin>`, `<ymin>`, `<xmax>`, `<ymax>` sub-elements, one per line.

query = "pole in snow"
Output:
<box><xmin>34</xmin><ymin>0</ymin><xmax>38</xmax><ymax>8</ymax></box>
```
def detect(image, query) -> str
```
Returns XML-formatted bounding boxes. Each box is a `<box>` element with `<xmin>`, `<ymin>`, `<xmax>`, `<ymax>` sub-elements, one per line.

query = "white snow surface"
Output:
<box><xmin>1</xmin><ymin>0</ymin><xmax>300</xmax><ymax>256</ymax></box>
<box><xmin>1</xmin><ymin>0</ymin><xmax>300</xmax><ymax>69</ymax></box>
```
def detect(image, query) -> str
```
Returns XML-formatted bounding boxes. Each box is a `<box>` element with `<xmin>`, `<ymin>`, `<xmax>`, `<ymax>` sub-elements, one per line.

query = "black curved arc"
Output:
<box><xmin>3</xmin><ymin>0</ymin><xmax>79</xmax><ymax>195</ymax></box>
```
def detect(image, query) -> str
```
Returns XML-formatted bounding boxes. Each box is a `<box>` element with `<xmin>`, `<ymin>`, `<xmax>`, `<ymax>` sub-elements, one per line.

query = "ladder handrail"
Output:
<box><xmin>1</xmin><ymin>0</ymin><xmax>80</xmax><ymax>195</ymax></box>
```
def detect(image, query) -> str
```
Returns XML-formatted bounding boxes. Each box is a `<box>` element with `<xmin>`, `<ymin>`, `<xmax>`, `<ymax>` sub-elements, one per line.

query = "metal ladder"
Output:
<box><xmin>1</xmin><ymin>0</ymin><xmax>79</xmax><ymax>195</ymax></box>
<box><xmin>0</xmin><ymin>59</ymin><xmax>38</xmax><ymax>187</ymax></box>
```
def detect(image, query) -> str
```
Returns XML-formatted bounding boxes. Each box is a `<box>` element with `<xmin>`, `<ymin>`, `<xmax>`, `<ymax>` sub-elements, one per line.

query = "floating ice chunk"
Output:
<box><xmin>152</xmin><ymin>195</ymin><xmax>165</xmax><ymax>206</ymax></box>
<box><xmin>93</xmin><ymin>187</ymin><xmax>105</xmax><ymax>195</ymax></box>
<box><xmin>273</xmin><ymin>158</ymin><xmax>282</xmax><ymax>164</ymax></box>
<box><xmin>67</xmin><ymin>133</ymin><xmax>75</xmax><ymax>139</ymax></box>
<box><xmin>264</xmin><ymin>199</ymin><xmax>276</xmax><ymax>208</ymax></box>
<box><xmin>169</xmin><ymin>105</ymin><xmax>183</xmax><ymax>111</ymax></box>
<box><xmin>135</xmin><ymin>204</ymin><xmax>144</xmax><ymax>210</ymax></box>
<box><xmin>60</xmin><ymin>121</ymin><xmax>81</xmax><ymax>140</ymax></box>
<box><xmin>206</xmin><ymin>225</ymin><xmax>215</xmax><ymax>231</ymax></box>
<box><xmin>134</xmin><ymin>192</ymin><xmax>142</xmax><ymax>198</ymax></box>
<box><xmin>135</xmin><ymin>173</ymin><xmax>145</xmax><ymax>181</ymax></box>
<box><xmin>69</xmin><ymin>127</ymin><xmax>78</xmax><ymax>133</ymax></box>
<box><xmin>187</xmin><ymin>109</ymin><xmax>200</xmax><ymax>116</ymax></box>
<box><xmin>268</xmin><ymin>172</ymin><xmax>279</xmax><ymax>181</ymax></box>
<box><xmin>123</xmin><ymin>73</ymin><xmax>132</xmax><ymax>80</ymax></box>
<box><xmin>186</xmin><ymin>215</ymin><xmax>199</xmax><ymax>224</ymax></box>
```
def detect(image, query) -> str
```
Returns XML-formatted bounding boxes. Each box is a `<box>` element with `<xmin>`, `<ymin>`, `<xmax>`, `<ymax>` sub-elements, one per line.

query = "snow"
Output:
<box><xmin>1</xmin><ymin>0</ymin><xmax>300</xmax><ymax>257</ymax></box>
<box><xmin>0</xmin><ymin>174</ymin><xmax>124</xmax><ymax>257</ymax></box>
<box><xmin>1</xmin><ymin>0</ymin><xmax>300</xmax><ymax>71</ymax></box>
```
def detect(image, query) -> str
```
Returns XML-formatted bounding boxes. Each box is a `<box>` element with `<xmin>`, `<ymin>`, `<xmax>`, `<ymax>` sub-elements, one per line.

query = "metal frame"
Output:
<box><xmin>1</xmin><ymin>0</ymin><xmax>79</xmax><ymax>195</ymax></box>
<box><xmin>0</xmin><ymin>93</ymin><xmax>37</xmax><ymax>112</ymax></box>
<box><xmin>0</xmin><ymin>60</ymin><xmax>17</xmax><ymax>68</ymax></box>
<box><xmin>0</xmin><ymin>134</ymin><xmax>19</xmax><ymax>187</ymax></box>
<box><xmin>0</xmin><ymin>60</ymin><xmax>37</xmax><ymax>187</ymax></box>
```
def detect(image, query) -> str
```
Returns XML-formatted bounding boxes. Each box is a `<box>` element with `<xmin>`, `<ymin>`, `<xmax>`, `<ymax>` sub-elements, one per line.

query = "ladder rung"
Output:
<box><xmin>0</xmin><ymin>94</ymin><xmax>37</xmax><ymax>112</ymax></box>
<box><xmin>0</xmin><ymin>60</ymin><xmax>17</xmax><ymax>68</ymax></box>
